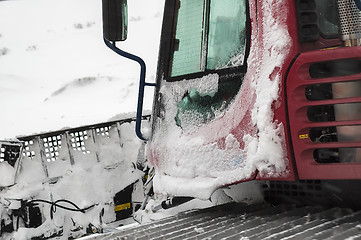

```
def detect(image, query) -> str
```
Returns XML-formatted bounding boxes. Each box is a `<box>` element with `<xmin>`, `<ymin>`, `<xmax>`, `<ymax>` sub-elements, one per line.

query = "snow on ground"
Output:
<box><xmin>0</xmin><ymin>0</ymin><xmax>164</xmax><ymax>139</ymax></box>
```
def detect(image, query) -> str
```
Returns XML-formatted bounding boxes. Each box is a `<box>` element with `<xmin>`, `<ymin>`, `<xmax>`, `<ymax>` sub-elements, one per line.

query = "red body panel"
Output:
<box><xmin>147</xmin><ymin>0</ymin><xmax>361</xmax><ymax>198</ymax></box>
<box><xmin>147</xmin><ymin>0</ymin><xmax>300</xmax><ymax>198</ymax></box>
<box><xmin>254</xmin><ymin>0</ymin><xmax>299</xmax><ymax>181</ymax></box>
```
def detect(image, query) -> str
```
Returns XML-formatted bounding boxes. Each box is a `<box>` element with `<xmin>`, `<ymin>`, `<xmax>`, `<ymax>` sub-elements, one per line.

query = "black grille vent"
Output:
<box><xmin>295</xmin><ymin>0</ymin><xmax>320</xmax><ymax>42</ymax></box>
<box><xmin>263</xmin><ymin>180</ymin><xmax>324</xmax><ymax>205</ymax></box>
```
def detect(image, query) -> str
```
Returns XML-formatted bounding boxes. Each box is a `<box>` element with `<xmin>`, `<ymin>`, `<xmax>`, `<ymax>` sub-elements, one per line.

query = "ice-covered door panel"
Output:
<box><xmin>149</xmin><ymin>0</ymin><xmax>294</xmax><ymax>198</ymax></box>
<box><xmin>148</xmin><ymin>0</ymin><xmax>255</xmax><ymax>199</ymax></box>
<box><xmin>149</xmin><ymin>73</ymin><xmax>257</xmax><ymax>199</ymax></box>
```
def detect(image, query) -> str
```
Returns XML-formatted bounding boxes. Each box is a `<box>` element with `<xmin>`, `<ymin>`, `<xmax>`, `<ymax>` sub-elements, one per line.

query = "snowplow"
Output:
<box><xmin>2</xmin><ymin>0</ymin><xmax>361</xmax><ymax>239</ymax></box>
<box><xmin>140</xmin><ymin>0</ymin><xmax>361</xmax><ymax>198</ymax></box>
<box><xmin>103</xmin><ymin>0</ymin><xmax>361</xmax><ymax>201</ymax></box>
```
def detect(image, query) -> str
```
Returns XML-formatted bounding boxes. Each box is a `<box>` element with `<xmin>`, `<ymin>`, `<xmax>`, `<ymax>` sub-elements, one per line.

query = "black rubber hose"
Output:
<box><xmin>25</xmin><ymin>199</ymin><xmax>95</xmax><ymax>219</ymax></box>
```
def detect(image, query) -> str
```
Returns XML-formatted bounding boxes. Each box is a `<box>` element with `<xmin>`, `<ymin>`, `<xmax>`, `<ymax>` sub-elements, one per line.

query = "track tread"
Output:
<box><xmin>93</xmin><ymin>203</ymin><xmax>361</xmax><ymax>240</ymax></box>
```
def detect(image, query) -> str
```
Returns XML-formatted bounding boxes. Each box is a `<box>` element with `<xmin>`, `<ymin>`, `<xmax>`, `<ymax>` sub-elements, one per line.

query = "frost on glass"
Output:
<box><xmin>152</xmin><ymin>74</ymin><xmax>251</xmax><ymax>198</ymax></box>
<box><xmin>175</xmin><ymin>79</ymin><xmax>242</xmax><ymax>129</ymax></box>
<box><xmin>170</xmin><ymin>0</ymin><xmax>247</xmax><ymax>77</ymax></box>
<box><xmin>171</xmin><ymin>0</ymin><xmax>205</xmax><ymax>76</ymax></box>
<box><xmin>160</xmin><ymin>74</ymin><xmax>219</xmax><ymax>131</ymax></box>
<box><xmin>206</xmin><ymin>0</ymin><xmax>247</xmax><ymax>69</ymax></box>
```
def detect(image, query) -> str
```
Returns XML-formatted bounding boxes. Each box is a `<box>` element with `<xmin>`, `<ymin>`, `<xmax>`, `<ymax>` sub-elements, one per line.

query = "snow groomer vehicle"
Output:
<box><xmin>103</xmin><ymin>0</ymin><xmax>361</xmax><ymax>237</ymax></box>
<box><xmin>103</xmin><ymin>0</ymin><xmax>361</xmax><ymax>202</ymax></box>
<box><xmin>1</xmin><ymin>0</ymin><xmax>361</xmax><ymax>238</ymax></box>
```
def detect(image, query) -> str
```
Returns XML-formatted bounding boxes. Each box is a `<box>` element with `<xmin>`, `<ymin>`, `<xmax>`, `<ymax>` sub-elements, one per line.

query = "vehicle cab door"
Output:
<box><xmin>147</xmin><ymin>0</ymin><xmax>260</xmax><ymax>199</ymax></box>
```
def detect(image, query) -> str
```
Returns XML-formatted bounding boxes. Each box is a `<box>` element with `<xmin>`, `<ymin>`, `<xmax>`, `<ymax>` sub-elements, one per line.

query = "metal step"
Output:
<box><xmin>84</xmin><ymin>203</ymin><xmax>361</xmax><ymax>240</ymax></box>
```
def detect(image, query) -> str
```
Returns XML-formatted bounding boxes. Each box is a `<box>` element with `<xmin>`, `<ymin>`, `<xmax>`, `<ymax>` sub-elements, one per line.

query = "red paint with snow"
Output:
<box><xmin>147</xmin><ymin>0</ymin><xmax>361</xmax><ymax>197</ymax></box>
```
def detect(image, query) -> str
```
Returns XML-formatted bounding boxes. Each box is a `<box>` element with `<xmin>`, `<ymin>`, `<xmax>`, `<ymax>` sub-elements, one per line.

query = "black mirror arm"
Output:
<box><xmin>104</xmin><ymin>38</ymin><xmax>156</xmax><ymax>141</ymax></box>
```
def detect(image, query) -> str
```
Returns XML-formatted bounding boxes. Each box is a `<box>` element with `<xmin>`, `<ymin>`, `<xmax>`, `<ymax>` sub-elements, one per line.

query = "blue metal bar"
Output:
<box><xmin>104</xmin><ymin>38</ymin><xmax>156</xmax><ymax>141</ymax></box>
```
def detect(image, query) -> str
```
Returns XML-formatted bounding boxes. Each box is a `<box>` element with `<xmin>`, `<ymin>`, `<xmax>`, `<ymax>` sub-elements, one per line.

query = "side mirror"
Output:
<box><xmin>102</xmin><ymin>0</ymin><xmax>128</xmax><ymax>41</ymax></box>
<box><xmin>102</xmin><ymin>0</ymin><xmax>156</xmax><ymax>141</ymax></box>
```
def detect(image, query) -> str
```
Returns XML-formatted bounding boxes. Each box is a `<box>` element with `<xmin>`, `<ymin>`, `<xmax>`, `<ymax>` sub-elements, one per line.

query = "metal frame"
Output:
<box><xmin>103</xmin><ymin>39</ymin><xmax>156</xmax><ymax>141</ymax></box>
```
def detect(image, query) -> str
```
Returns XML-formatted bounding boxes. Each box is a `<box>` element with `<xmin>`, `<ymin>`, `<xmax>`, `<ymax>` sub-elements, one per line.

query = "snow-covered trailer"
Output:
<box><xmin>0</xmin><ymin>117</ymin><xmax>150</xmax><ymax>239</ymax></box>
<box><xmin>104</xmin><ymin>0</ymin><xmax>361</xmax><ymax>205</ymax></box>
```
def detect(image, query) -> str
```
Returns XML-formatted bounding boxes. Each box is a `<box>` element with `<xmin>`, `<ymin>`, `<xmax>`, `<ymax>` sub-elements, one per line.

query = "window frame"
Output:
<box><xmin>158</xmin><ymin>0</ymin><xmax>251</xmax><ymax>83</ymax></box>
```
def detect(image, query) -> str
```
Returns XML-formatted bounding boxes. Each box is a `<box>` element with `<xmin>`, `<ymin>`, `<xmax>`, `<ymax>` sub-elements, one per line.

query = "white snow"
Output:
<box><xmin>243</xmin><ymin>0</ymin><xmax>291</xmax><ymax>177</ymax></box>
<box><xmin>133</xmin><ymin>198</ymin><xmax>214</xmax><ymax>223</ymax></box>
<box><xmin>1</xmin><ymin>121</ymin><xmax>147</xmax><ymax>239</ymax></box>
<box><xmin>0</xmin><ymin>0</ymin><xmax>164</xmax><ymax>239</ymax></box>
<box><xmin>0</xmin><ymin>161</ymin><xmax>15</xmax><ymax>187</ymax></box>
<box><xmin>0</xmin><ymin>0</ymin><xmax>164</xmax><ymax>139</ymax></box>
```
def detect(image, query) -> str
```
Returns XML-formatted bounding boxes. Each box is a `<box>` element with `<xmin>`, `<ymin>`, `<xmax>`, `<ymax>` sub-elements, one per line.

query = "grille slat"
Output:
<box><xmin>287</xmin><ymin>46</ymin><xmax>361</xmax><ymax>178</ymax></box>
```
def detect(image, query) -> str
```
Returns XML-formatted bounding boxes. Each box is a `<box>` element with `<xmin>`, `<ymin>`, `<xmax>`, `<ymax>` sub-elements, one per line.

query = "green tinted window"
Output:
<box><xmin>175</xmin><ymin>77</ymin><xmax>242</xmax><ymax>128</ymax></box>
<box><xmin>207</xmin><ymin>0</ymin><xmax>247</xmax><ymax>69</ymax></box>
<box><xmin>170</xmin><ymin>0</ymin><xmax>247</xmax><ymax>77</ymax></box>
<box><xmin>171</xmin><ymin>1</ymin><xmax>206</xmax><ymax>76</ymax></box>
